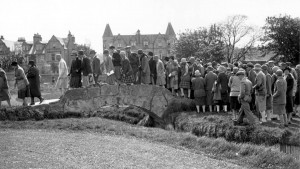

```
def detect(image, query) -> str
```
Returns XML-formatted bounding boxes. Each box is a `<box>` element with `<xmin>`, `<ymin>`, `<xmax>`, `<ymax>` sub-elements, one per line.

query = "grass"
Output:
<box><xmin>0</xmin><ymin>118</ymin><xmax>299</xmax><ymax>169</ymax></box>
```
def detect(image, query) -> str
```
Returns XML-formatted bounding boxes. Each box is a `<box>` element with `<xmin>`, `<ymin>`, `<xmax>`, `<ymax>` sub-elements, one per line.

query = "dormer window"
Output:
<box><xmin>143</xmin><ymin>41</ymin><xmax>148</xmax><ymax>46</ymax></box>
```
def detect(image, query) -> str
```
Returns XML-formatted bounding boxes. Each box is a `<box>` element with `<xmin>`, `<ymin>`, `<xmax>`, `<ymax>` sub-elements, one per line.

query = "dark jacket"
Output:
<box><xmin>192</xmin><ymin>77</ymin><xmax>206</xmax><ymax>97</ymax></box>
<box><xmin>204</xmin><ymin>71</ymin><xmax>217</xmax><ymax>91</ymax></box>
<box><xmin>273</xmin><ymin>77</ymin><xmax>287</xmax><ymax>105</ymax></box>
<box><xmin>128</xmin><ymin>52</ymin><xmax>139</xmax><ymax>74</ymax></box>
<box><xmin>81</xmin><ymin>57</ymin><xmax>92</xmax><ymax>76</ymax></box>
<box><xmin>149</xmin><ymin>57</ymin><xmax>157</xmax><ymax>76</ymax></box>
<box><xmin>0</xmin><ymin>68</ymin><xmax>8</xmax><ymax>89</ymax></box>
<box><xmin>112</xmin><ymin>52</ymin><xmax>122</xmax><ymax>67</ymax></box>
<box><xmin>70</xmin><ymin>57</ymin><xmax>82</xmax><ymax>77</ymax></box>
<box><xmin>285</xmin><ymin>73</ymin><xmax>294</xmax><ymax>97</ymax></box>
<box><xmin>92</xmin><ymin>56</ymin><xmax>101</xmax><ymax>75</ymax></box>
<box><xmin>217</xmin><ymin>72</ymin><xmax>229</xmax><ymax>94</ymax></box>
<box><xmin>121</xmin><ymin>58</ymin><xmax>133</xmax><ymax>76</ymax></box>
<box><xmin>27</xmin><ymin>66</ymin><xmax>41</xmax><ymax>97</ymax></box>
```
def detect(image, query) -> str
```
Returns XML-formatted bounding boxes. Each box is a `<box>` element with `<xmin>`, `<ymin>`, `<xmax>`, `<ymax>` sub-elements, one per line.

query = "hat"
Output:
<box><xmin>78</xmin><ymin>50</ymin><xmax>84</xmax><ymax>55</ymax></box>
<box><xmin>137</xmin><ymin>49</ymin><xmax>143</xmax><ymax>54</ymax></box>
<box><xmin>296</xmin><ymin>64</ymin><xmax>300</xmax><ymax>70</ymax></box>
<box><xmin>254</xmin><ymin>64</ymin><xmax>261</xmax><ymax>70</ymax></box>
<box><xmin>109</xmin><ymin>45</ymin><xmax>115</xmax><ymax>49</ymax></box>
<box><xmin>181</xmin><ymin>58</ymin><xmax>187</xmax><ymax>63</ymax></box>
<box><xmin>90</xmin><ymin>50</ymin><xmax>96</xmax><ymax>54</ymax></box>
<box><xmin>125</xmin><ymin>46</ymin><xmax>131</xmax><ymax>49</ymax></box>
<box><xmin>283</xmin><ymin>66</ymin><xmax>291</xmax><ymax>72</ymax></box>
<box><xmin>207</xmin><ymin>66</ymin><xmax>214</xmax><ymax>71</ymax></box>
<box><xmin>247</xmin><ymin>62</ymin><xmax>254</xmax><ymax>68</ymax></box>
<box><xmin>71</xmin><ymin>50</ymin><xmax>78</xmax><ymax>56</ymax></box>
<box><xmin>195</xmin><ymin>70</ymin><xmax>201</xmax><ymax>76</ymax></box>
<box><xmin>227</xmin><ymin>67</ymin><xmax>231</xmax><ymax>71</ymax></box>
<box><xmin>11</xmin><ymin>61</ymin><xmax>18</xmax><ymax>66</ymax></box>
<box><xmin>236</xmin><ymin>70</ymin><xmax>245</xmax><ymax>76</ymax></box>
<box><xmin>268</xmin><ymin>60</ymin><xmax>274</xmax><ymax>64</ymax></box>
<box><xmin>261</xmin><ymin>64</ymin><xmax>268</xmax><ymax>70</ymax></box>
<box><xmin>276</xmin><ymin>69</ymin><xmax>283</xmax><ymax>76</ymax></box>
<box><xmin>148</xmin><ymin>51</ymin><xmax>153</xmax><ymax>56</ymax></box>
<box><xmin>217</xmin><ymin>66</ymin><xmax>226</xmax><ymax>72</ymax></box>
<box><xmin>103</xmin><ymin>49</ymin><xmax>109</xmax><ymax>54</ymax></box>
<box><xmin>164</xmin><ymin>56</ymin><xmax>169</xmax><ymax>61</ymax></box>
<box><xmin>189</xmin><ymin>57</ymin><xmax>195</xmax><ymax>63</ymax></box>
<box><xmin>221</xmin><ymin>62</ymin><xmax>228</xmax><ymax>67</ymax></box>
<box><xmin>207</xmin><ymin>62</ymin><xmax>212</xmax><ymax>66</ymax></box>
<box><xmin>272</xmin><ymin>66</ymin><xmax>279</xmax><ymax>73</ymax></box>
<box><xmin>286</xmin><ymin>62</ymin><xmax>292</xmax><ymax>66</ymax></box>
<box><xmin>28</xmin><ymin>60</ymin><xmax>35</xmax><ymax>65</ymax></box>
<box><xmin>233</xmin><ymin>67</ymin><xmax>239</xmax><ymax>74</ymax></box>
<box><xmin>280</xmin><ymin>62</ymin><xmax>287</xmax><ymax>67</ymax></box>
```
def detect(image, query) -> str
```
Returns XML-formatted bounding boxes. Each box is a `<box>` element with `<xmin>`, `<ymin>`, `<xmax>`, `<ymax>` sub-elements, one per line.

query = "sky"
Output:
<box><xmin>1</xmin><ymin>0</ymin><xmax>299</xmax><ymax>52</ymax></box>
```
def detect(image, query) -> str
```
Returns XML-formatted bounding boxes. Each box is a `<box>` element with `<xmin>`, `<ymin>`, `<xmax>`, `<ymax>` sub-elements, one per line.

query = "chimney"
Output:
<box><xmin>0</xmin><ymin>35</ymin><xmax>4</xmax><ymax>40</ymax></box>
<box><xmin>136</xmin><ymin>29</ymin><xmax>141</xmax><ymax>44</ymax></box>
<box><xmin>18</xmin><ymin>37</ymin><xmax>26</xmax><ymax>42</ymax></box>
<box><xmin>33</xmin><ymin>33</ymin><xmax>42</xmax><ymax>44</ymax></box>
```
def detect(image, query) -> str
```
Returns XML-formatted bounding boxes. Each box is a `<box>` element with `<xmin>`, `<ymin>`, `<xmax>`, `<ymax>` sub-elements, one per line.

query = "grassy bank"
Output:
<box><xmin>0</xmin><ymin>118</ymin><xmax>299</xmax><ymax>169</ymax></box>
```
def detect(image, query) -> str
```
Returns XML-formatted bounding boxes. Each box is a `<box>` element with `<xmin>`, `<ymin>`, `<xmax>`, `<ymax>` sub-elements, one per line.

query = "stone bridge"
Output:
<box><xmin>34</xmin><ymin>85</ymin><xmax>180</xmax><ymax>126</ymax></box>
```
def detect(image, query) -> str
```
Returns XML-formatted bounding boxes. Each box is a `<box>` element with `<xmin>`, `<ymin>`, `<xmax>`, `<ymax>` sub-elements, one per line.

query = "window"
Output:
<box><xmin>131</xmin><ymin>41</ymin><xmax>136</xmax><ymax>46</ymax></box>
<box><xmin>158</xmin><ymin>41</ymin><xmax>162</xmax><ymax>47</ymax></box>
<box><xmin>167</xmin><ymin>40</ymin><xmax>170</xmax><ymax>46</ymax></box>
<box><xmin>53</xmin><ymin>43</ymin><xmax>56</xmax><ymax>48</ymax></box>
<box><xmin>51</xmin><ymin>54</ymin><xmax>55</xmax><ymax>61</ymax></box>
<box><xmin>143</xmin><ymin>41</ymin><xmax>148</xmax><ymax>46</ymax></box>
<box><xmin>118</xmin><ymin>43</ymin><xmax>122</xmax><ymax>47</ymax></box>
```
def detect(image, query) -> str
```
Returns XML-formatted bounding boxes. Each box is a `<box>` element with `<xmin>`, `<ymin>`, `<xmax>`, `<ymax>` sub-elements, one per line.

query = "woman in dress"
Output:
<box><xmin>11</xmin><ymin>61</ymin><xmax>30</xmax><ymax>106</ymax></box>
<box><xmin>179</xmin><ymin>58</ymin><xmax>191</xmax><ymax>98</ymax></box>
<box><xmin>0</xmin><ymin>63</ymin><xmax>11</xmax><ymax>107</ymax></box>
<box><xmin>228</xmin><ymin>67</ymin><xmax>241</xmax><ymax>119</ymax></box>
<box><xmin>27</xmin><ymin>60</ymin><xmax>44</xmax><ymax>105</ymax></box>
<box><xmin>120</xmin><ymin>51</ymin><xmax>135</xmax><ymax>84</ymax></box>
<box><xmin>154</xmin><ymin>55</ymin><xmax>165</xmax><ymax>87</ymax></box>
<box><xmin>191</xmin><ymin>70</ymin><xmax>206</xmax><ymax>113</ymax></box>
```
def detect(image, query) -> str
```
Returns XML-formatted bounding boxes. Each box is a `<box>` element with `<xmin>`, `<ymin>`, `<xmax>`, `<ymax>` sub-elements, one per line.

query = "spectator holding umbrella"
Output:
<box><xmin>0</xmin><ymin>63</ymin><xmax>11</xmax><ymax>107</ymax></box>
<box><xmin>27</xmin><ymin>60</ymin><xmax>44</xmax><ymax>105</ymax></box>
<box><xmin>11</xmin><ymin>61</ymin><xmax>30</xmax><ymax>106</ymax></box>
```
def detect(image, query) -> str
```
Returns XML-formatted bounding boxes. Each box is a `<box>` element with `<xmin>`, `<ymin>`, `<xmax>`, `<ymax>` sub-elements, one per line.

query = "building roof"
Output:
<box><xmin>55</xmin><ymin>37</ymin><xmax>68</xmax><ymax>49</ymax></box>
<box><xmin>103</xmin><ymin>24</ymin><xmax>113</xmax><ymax>37</ymax></box>
<box><xmin>165</xmin><ymin>22</ymin><xmax>176</xmax><ymax>36</ymax></box>
<box><xmin>245</xmin><ymin>50</ymin><xmax>276</xmax><ymax>62</ymax></box>
<box><xmin>2</xmin><ymin>40</ymin><xmax>15</xmax><ymax>51</ymax></box>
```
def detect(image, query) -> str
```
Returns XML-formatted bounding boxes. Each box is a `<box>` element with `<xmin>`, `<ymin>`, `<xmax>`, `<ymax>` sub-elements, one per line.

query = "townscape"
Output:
<box><xmin>0</xmin><ymin>0</ymin><xmax>300</xmax><ymax>168</ymax></box>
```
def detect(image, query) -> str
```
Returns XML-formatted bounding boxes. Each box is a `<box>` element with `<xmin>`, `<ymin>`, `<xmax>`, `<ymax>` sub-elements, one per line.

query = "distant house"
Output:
<box><xmin>102</xmin><ymin>23</ymin><xmax>177</xmax><ymax>58</ymax></box>
<box><xmin>242</xmin><ymin>49</ymin><xmax>276</xmax><ymax>65</ymax></box>
<box><xmin>0</xmin><ymin>36</ymin><xmax>15</xmax><ymax>57</ymax></box>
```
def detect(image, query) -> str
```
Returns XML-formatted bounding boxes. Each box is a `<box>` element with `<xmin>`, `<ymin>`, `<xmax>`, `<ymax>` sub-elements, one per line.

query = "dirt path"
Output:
<box><xmin>0</xmin><ymin>129</ymin><xmax>244</xmax><ymax>169</ymax></box>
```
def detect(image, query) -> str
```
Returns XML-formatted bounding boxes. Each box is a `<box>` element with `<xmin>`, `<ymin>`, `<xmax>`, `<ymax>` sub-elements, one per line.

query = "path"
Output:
<box><xmin>0</xmin><ymin>129</ymin><xmax>244</xmax><ymax>169</ymax></box>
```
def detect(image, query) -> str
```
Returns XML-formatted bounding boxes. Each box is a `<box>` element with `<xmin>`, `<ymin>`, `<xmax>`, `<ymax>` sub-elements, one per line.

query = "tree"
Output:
<box><xmin>173</xmin><ymin>25</ymin><xmax>225</xmax><ymax>63</ymax></box>
<box><xmin>219</xmin><ymin>15</ymin><xmax>261</xmax><ymax>63</ymax></box>
<box><xmin>261</xmin><ymin>15</ymin><xmax>300</xmax><ymax>64</ymax></box>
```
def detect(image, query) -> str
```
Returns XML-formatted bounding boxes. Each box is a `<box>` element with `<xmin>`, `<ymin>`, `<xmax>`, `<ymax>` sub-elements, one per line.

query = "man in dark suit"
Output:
<box><xmin>91</xmin><ymin>50</ymin><xmax>101</xmax><ymax>85</ymax></box>
<box><xmin>148</xmin><ymin>51</ymin><xmax>157</xmax><ymax>85</ymax></box>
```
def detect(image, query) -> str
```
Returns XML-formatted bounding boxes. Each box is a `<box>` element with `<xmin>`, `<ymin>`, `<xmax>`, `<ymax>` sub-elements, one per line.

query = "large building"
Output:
<box><xmin>102</xmin><ymin>23</ymin><xmax>176</xmax><ymax>58</ymax></box>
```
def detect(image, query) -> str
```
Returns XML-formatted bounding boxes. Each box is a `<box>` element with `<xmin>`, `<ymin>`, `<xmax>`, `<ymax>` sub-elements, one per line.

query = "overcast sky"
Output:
<box><xmin>1</xmin><ymin>0</ymin><xmax>299</xmax><ymax>52</ymax></box>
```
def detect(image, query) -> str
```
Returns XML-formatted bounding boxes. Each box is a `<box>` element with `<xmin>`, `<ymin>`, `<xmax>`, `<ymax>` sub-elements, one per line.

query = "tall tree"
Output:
<box><xmin>219</xmin><ymin>15</ymin><xmax>261</xmax><ymax>63</ymax></box>
<box><xmin>261</xmin><ymin>15</ymin><xmax>300</xmax><ymax>64</ymax></box>
<box><xmin>173</xmin><ymin>25</ymin><xmax>225</xmax><ymax>63</ymax></box>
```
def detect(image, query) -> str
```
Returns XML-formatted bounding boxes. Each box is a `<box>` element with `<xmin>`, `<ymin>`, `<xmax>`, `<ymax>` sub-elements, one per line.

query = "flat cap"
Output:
<box><xmin>236</xmin><ymin>70</ymin><xmax>245</xmax><ymax>76</ymax></box>
<box><xmin>276</xmin><ymin>69</ymin><xmax>283</xmax><ymax>76</ymax></box>
<box><xmin>261</xmin><ymin>64</ymin><xmax>268</xmax><ymax>70</ymax></box>
<box><xmin>247</xmin><ymin>62</ymin><xmax>254</xmax><ymax>68</ymax></box>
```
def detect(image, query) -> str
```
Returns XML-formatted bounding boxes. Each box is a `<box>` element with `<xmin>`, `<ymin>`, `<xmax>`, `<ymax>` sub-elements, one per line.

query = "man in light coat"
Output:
<box><xmin>56</xmin><ymin>54</ymin><xmax>68</xmax><ymax>95</ymax></box>
<box><xmin>253</xmin><ymin>64</ymin><xmax>267</xmax><ymax>123</ymax></box>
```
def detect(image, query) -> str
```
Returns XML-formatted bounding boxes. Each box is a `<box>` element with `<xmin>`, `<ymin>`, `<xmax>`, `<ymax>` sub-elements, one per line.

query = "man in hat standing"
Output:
<box><xmin>138</xmin><ymin>49</ymin><xmax>150</xmax><ymax>84</ymax></box>
<box><xmin>262</xmin><ymin>64</ymin><xmax>273</xmax><ymax>121</ymax></box>
<box><xmin>27</xmin><ymin>60</ymin><xmax>43</xmax><ymax>105</ymax></box>
<box><xmin>69</xmin><ymin>50</ymin><xmax>82</xmax><ymax>89</ymax></box>
<box><xmin>246</xmin><ymin>62</ymin><xmax>256</xmax><ymax>111</ymax></box>
<box><xmin>205</xmin><ymin>66</ymin><xmax>217</xmax><ymax>112</ymax></box>
<box><xmin>56</xmin><ymin>54</ymin><xmax>68</xmax><ymax>96</ymax></box>
<box><xmin>79</xmin><ymin>50</ymin><xmax>92</xmax><ymax>87</ymax></box>
<box><xmin>253</xmin><ymin>63</ymin><xmax>267</xmax><ymax>123</ymax></box>
<box><xmin>267</xmin><ymin>60</ymin><xmax>275</xmax><ymax>75</ymax></box>
<box><xmin>109</xmin><ymin>46</ymin><xmax>122</xmax><ymax>82</ymax></box>
<box><xmin>91</xmin><ymin>50</ymin><xmax>101</xmax><ymax>85</ymax></box>
<box><xmin>234</xmin><ymin>70</ymin><xmax>259</xmax><ymax>125</ymax></box>
<box><xmin>125</xmin><ymin>46</ymin><xmax>139</xmax><ymax>83</ymax></box>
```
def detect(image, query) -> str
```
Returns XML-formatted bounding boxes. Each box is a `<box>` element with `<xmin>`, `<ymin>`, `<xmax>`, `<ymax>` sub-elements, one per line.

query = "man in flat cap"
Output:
<box><xmin>204</xmin><ymin>66</ymin><xmax>217</xmax><ymax>112</ymax></box>
<box><xmin>27</xmin><ymin>60</ymin><xmax>44</xmax><ymax>105</ymax></box>
<box><xmin>253</xmin><ymin>63</ymin><xmax>267</xmax><ymax>123</ymax></box>
<box><xmin>79</xmin><ymin>50</ymin><xmax>92</xmax><ymax>87</ymax></box>
<box><xmin>148</xmin><ymin>51</ymin><xmax>157</xmax><ymax>85</ymax></box>
<box><xmin>90</xmin><ymin>50</ymin><xmax>101</xmax><ymax>85</ymax></box>
<box><xmin>235</xmin><ymin>70</ymin><xmax>259</xmax><ymax>125</ymax></box>
<box><xmin>109</xmin><ymin>45</ymin><xmax>122</xmax><ymax>82</ymax></box>
<box><xmin>246</xmin><ymin>62</ymin><xmax>256</xmax><ymax>111</ymax></box>
<box><xmin>69</xmin><ymin>50</ymin><xmax>82</xmax><ymax>89</ymax></box>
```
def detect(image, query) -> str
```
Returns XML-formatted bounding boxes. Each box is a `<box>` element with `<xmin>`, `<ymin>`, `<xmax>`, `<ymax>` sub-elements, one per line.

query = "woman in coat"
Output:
<box><xmin>273</xmin><ymin>69</ymin><xmax>288</xmax><ymax>127</ymax></box>
<box><xmin>138</xmin><ymin>50</ymin><xmax>150</xmax><ymax>84</ymax></box>
<box><xmin>192</xmin><ymin>70</ymin><xmax>206</xmax><ymax>113</ymax></box>
<box><xmin>179</xmin><ymin>58</ymin><xmax>191</xmax><ymax>98</ymax></box>
<box><xmin>283</xmin><ymin>67</ymin><xmax>294</xmax><ymax>123</ymax></box>
<box><xmin>69</xmin><ymin>51</ymin><xmax>82</xmax><ymax>88</ymax></box>
<box><xmin>228</xmin><ymin>67</ymin><xmax>241</xmax><ymax>119</ymax></box>
<box><xmin>27</xmin><ymin>60</ymin><xmax>44</xmax><ymax>105</ymax></box>
<box><xmin>11</xmin><ymin>61</ymin><xmax>30</xmax><ymax>106</ymax></box>
<box><xmin>120</xmin><ymin>51</ymin><xmax>135</xmax><ymax>84</ymax></box>
<box><xmin>0</xmin><ymin>64</ymin><xmax>11</xmax><ymax>107</ymax></box>
<box><xmin>216</xmin><ymin>66</ymin><xmax>229</xmax><ymax>112</ymax></box>
<box><xmin>101</xmin><ymin>49</ymin><xmax>115</xmax><ymax>85</ymax></box>
<box><xmin>154</xmin><ymin>55</ymin><xmax>165</xmax><ymax>87</ymax></box>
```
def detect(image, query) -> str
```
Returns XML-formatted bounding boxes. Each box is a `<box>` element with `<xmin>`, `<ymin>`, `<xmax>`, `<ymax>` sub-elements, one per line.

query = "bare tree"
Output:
<box><xmin>220</xmin><ymin>15</ymin><xmax>261</xmax><ymax>63</ymax></box>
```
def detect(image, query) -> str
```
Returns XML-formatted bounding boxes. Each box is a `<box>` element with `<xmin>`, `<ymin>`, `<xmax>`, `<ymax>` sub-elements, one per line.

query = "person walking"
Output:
<box><xmin>138</xmin><ymin>49</ymin><xmax>150</xmax><ymax>84</ymax></box>
<box><xmin>69</xmin><ymin>51</ymin><xmax>82</xmax><ymax>89</ymax></box>
<box><xmin>120</xmin><ymin>51</ymin><xmax>135</xmax><ymax>84</ymax></box>
<box><xmin>55</xmin><ymin>54</ymin><xmax>68</xmax><ymax>95</ymax></box>
<box><xmin>205</xmin><ymin>66</ymin><xmax>217</xmax><ymax>112</ymax></box>
<box><xmin>11</xmin><ymin>61</ymin><xmax>30</xmax><ymax>106</ymax></box>
<box><xmin>91</xmin><ymin>50</ymin><xmax>101</xmax><ymax>85</ymax></box>
<box><xmin>0</xmin><ymin>64</ymin><xmax>11</xmax><ymax>107</ymax></box>
<box><xmin>228</xmin><ymin>67</ymin><xmax>241</xmax><ymax>120</ymax></box>
<box><xmin>27</xmin><ymin>60</ymin><xmax>44</xmax><ymax>105</ymax></box>
<box><xmin>253</xmin><ymin>64</ymin><xmax>267</xmax><ymax>123</ymax></box>
<box><xmin>234</xmin><ymin>70</ymin><xmax>259</xmax><ymax>126</ymax></box>
<box><xmin>192</xmin><ymin>70</ymin><xmax>206</xmax><ymax>113</ymax></box>
<box><xmin>273</xmin><ymin>69</ymin><xmax>288</xmax><ymax>128</ymax></box>
<box><xmin>154</xmin><ymin>55</ymin><xmax>165</xmax><ymax>87</ymax></box>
